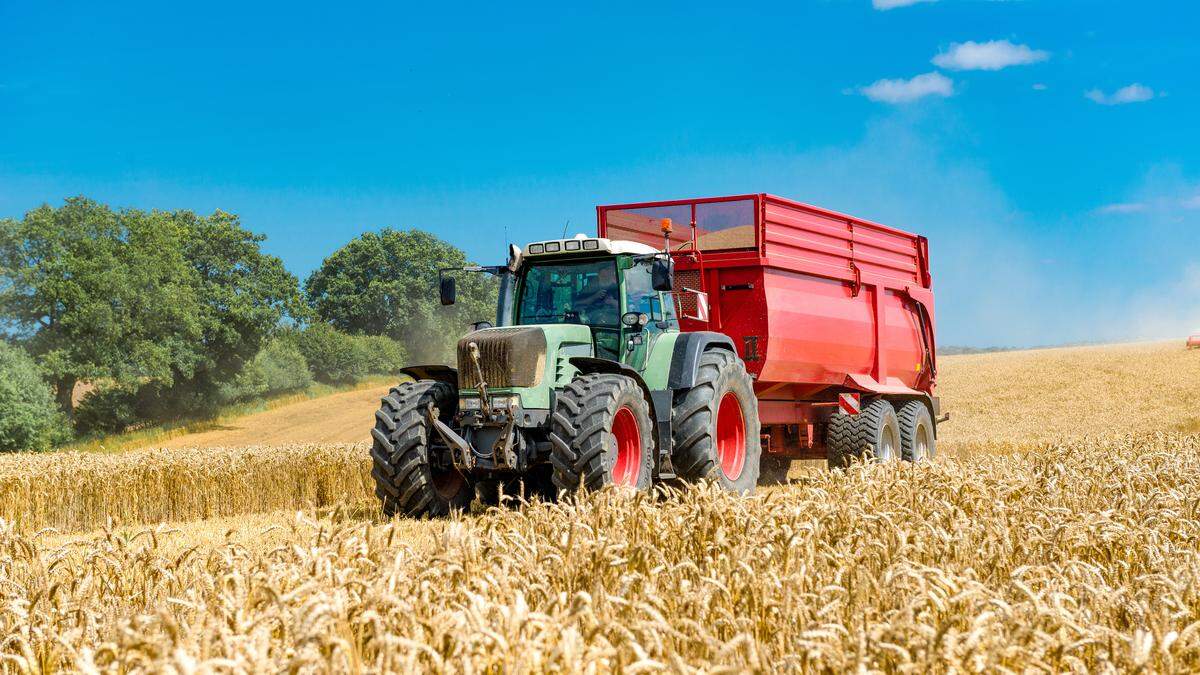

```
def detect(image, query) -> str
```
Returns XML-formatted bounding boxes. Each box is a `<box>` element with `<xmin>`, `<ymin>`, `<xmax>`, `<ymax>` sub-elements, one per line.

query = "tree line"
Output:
<box><xmin>0</xmin><ymin>197</ymin><xmax>495</xmax><ymax>451</ymax></box>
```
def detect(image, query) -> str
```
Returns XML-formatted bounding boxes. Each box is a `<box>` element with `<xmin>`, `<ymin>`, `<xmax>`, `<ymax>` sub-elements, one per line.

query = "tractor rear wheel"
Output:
<box><xmin>370</xmin><ymin>380</ymin><xmax>474</xmax><ymax>518</ymax></box>
<box><xmin>671</xmin><ymin>350</ymin><xmax>761</xmax><ymax>493</ymax></box>
<box><xmin>897</xmin><ymin>400</ymin><xmax>936</xmax><ymax>462</ymax></box>
<box><xmin>549</xmin><ymin>373</ymin><xmax>654</xmax><ymax>494</ymax></box>
<box><xmin>825</xmin><ymin>398</ymin><xmax>901</xmax><ymax>469</ymax></box>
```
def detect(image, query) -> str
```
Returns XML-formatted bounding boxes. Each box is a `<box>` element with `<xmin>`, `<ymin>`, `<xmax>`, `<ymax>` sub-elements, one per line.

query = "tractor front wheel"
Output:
<box><xmin>549</xmin><ymin>373</ymin><xmax>655</xmax><ymax>494</ymax></box>
<box><xmin>370</xmin><ymin>380</ymin><xmax>474</xmax><ymax>518</ymax></box>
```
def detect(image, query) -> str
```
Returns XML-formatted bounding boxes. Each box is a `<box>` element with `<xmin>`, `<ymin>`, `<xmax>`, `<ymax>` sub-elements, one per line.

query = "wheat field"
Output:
<box><xmin>1</xmin><ymin>340</ymin><xmax>1198</xmax><ymax>672</ymax></box>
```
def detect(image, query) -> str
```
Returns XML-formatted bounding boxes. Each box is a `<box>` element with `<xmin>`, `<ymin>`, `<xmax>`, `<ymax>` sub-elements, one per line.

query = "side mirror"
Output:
<box><xmin>651</xmin><ymin>257</ymin><xmax>674</xmax><ymax>292</ymax></box>
<box><xmin>439</xmin><ymin>276</ymin><xmax>457</xmax><ymax>306</ymax></box>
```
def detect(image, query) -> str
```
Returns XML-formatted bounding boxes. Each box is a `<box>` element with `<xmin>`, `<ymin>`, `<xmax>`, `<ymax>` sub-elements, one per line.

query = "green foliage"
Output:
<box><xmin>73</xmin><ymin>385</ymin><xmax>141</xmax><ymax>436</ymax></box>
<box><xmin>355</xmin><ymin>334</ymin><xmax>408</xmax><ymax>376</ymax></box>
<box><xmin>0</xmin><ymin>198</ymin><xmax>301</xmax><ymax>421</ymax></box>
<box><xmin>0</xmin><ymin>199</ymin><xmax>202</xmax><ymax>416</ymax></box>
<box><xmin>219</xmin><ymin>338</ymin><xmax>313</xmax><ymax>403</ymax></box>
<box><xmin>295</xmin><ymin>324</ymin><xmax>407</xmax><ymax>384</ymax></box>
<box><xmin>304</xmin><ymin>229</ymin><xmax>495</xmax><ymax>364</ymax></box>
<box><xmin>0</xmin><ymin>342</ymin><xmax>66</xmax><ymax>451</ymax></box>
<box><xmin>296</xmin><ymin>323</ymin><xmax>367</xmax><ymax>384</ymax></box>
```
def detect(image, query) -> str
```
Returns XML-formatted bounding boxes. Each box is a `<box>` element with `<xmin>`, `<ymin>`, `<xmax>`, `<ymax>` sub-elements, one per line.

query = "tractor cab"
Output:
<box><xmin>506</xmin><ymin>237</ymin><xmax>677</xmax><ymax>364</ymax></box>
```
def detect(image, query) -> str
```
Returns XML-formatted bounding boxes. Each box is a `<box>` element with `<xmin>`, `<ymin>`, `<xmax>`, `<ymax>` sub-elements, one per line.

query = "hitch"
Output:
<box><xmin>428</xmin><ymin>405</ymin><xmax>474</xmax><ymax>470</ymax></box>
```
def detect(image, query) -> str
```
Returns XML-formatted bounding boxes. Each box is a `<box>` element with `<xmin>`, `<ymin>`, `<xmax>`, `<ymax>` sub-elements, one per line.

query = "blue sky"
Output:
<box><xmin>2</xmin><ymin>0</ymin><xmax>1197</xmax><ymax>346</ymax></box>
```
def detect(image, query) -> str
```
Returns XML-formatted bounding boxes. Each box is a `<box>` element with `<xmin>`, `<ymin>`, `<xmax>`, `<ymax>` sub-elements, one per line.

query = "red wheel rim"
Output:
<box><xmin>611</xmin><ymin>406</ymin><xmax>642</xmax><ymax>486</ymax></box>
<box><xmin>716</xmin><ymin>392</ymin><xmax>746</xmax><ymax>480</ymax></box>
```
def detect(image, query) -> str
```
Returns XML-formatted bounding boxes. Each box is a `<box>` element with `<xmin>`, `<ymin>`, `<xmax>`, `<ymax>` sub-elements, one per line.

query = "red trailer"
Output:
<box><xmin>598</xmin><ymin>194</ymin><xmax>940</xmax><ymax>466</ymax></box>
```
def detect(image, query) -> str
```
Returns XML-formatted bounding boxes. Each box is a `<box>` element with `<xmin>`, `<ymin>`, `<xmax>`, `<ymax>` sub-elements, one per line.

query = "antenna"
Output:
<box><xmin>503</xmin><ymin>222</ymin><xmax>510</xmax><ymax>247</ymax></box>
<box><xmin>561</xmin><ymin>219</ymin><xmax>570</xmax><ymax>239</ymax></box>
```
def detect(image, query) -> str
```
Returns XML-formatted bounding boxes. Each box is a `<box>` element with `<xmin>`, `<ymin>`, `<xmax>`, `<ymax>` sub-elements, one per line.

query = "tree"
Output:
<box><xmin>147</xmin><ymin>209</ymin><xmax>302</xmax><ymax>414</ymax></box>
<box><xmin>0</xmin><ymin>198</ymin><xmax>201</xmax><ymax>417</ymax></box>
<box><xmin>0</xmin><ymin>341</ymin><xmax>66</xmax><ymax>451</ymax></box>
<box><xmin>0</xmin><ymin>198</ymin><xmax>300</xmax><ymax>419</ymax></box>
<box><xmin>304</xmin><ymin>229</ymin><xmax>496</xmax><ymax>363</ymax></box>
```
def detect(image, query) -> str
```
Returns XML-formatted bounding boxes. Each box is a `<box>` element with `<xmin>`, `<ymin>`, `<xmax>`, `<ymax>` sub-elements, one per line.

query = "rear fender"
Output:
<box><xmin>667</xmin><ymin>332</ymin><xmax>738</xmax><ymax>390</ymax></box>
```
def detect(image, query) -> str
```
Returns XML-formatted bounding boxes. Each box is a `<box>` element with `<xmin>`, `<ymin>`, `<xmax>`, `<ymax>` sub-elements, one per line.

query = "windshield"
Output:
<box><xmin>517</xmin><ymin>259</ymin><xmax>619</xmax><ymax>327</ymax></box>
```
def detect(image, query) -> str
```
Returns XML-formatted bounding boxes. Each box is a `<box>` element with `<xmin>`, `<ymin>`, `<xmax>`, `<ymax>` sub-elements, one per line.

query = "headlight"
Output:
<box><xmin>458</xmin><ymin>395</ymin><xmax>521</xmax><ymax>412</ymax></box>
<box><xmin>489</xmin><ymin>394</ymin><xmax>522</xmax><ymax>410</ymax></box>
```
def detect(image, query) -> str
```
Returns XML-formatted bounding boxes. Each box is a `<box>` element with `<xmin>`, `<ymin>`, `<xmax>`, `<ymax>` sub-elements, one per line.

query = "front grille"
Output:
<box><xmin>457</xmin><ymin>327</ymin><xmax>546</xmax><ymax>389</ymax></box>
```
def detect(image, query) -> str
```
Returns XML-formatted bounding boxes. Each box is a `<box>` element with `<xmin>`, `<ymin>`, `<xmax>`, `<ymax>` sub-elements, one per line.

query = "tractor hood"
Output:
<box><xmin>456</xmin><ymin>324</ymin><xmax>594</xmax><ymax>409</ymax></box>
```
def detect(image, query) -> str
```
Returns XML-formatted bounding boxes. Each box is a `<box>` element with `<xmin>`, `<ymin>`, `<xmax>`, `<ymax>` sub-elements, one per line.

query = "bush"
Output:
<box><xmin>296</xmin><ymin>323</ymin><xmax>368</xmax><ymax>384</ymax></box>
<box><xmin>297</xmin><ymin>324</ymin><xmax>409</xmax><ymax>384</ymax></box>
<box><xmin>0</xmin><ymin>342</ymin><xmax>66</xmax><ymax>451</ymax></box>
<box><xmin>355</xmin><ymin>335</ymin><xmax>408</xmax><ymax>376</ymax></box>
<box><xmin>220</xmin><ymin>338</ymin><xmax>313</xmax><ymax>403</ymax></box>
<box><xmin>74</xmin><ymin>385</ymin><xmax>141</xmax><ymax>436</ymax></box>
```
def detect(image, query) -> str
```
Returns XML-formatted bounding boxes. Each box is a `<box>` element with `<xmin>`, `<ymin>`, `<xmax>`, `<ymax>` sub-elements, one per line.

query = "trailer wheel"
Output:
<box><xmin>549</xmin><ymin>373</ymin><xmax>655</xmax><ymax>494</ymax></box>
<box><xmin>896</xmin><ymin>400</ymin><xmax>936</xmax><ymax>462</ymax></box>
<box><xmin>825</xmin><ymin>398</ymin><xmax>901</xmax><ymax>469</ymax></box>
<box><xmin>370</xmin><ymin>380</ymin><xmax>474</xmax><ymax>518</ymax></box>
<box><xmin>671</xmin><ymin>349</ymin><xmax>762</xmax><ymax>493</ymax></box>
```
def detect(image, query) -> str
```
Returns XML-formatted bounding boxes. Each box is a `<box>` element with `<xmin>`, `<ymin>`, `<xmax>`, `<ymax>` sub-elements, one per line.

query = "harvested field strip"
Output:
<box><xmin>3</xmin><ymin>434</ymin><xmax>1200</xmax><ymax>671</ymax></box>
<box><xmin>0</xmin><ymin>444</ymin><xmax>373</xmax><ymax>533</ymax></box>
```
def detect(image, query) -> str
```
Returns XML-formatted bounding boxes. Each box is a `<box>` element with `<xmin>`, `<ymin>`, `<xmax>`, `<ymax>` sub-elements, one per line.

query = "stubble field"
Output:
<box><xmin>1</xmin><ymin>341</ymin><xmax>1198</xmax><ymax>672</ymax></box>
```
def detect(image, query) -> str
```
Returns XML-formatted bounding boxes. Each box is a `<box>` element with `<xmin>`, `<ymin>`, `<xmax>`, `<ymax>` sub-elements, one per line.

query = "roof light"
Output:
<box><xmin>527</xmin><ymin>243</ymin><xmax>544</xmax><ymax>254</ymax></box>
<box><xmin>544</xmin><ymin>242</ymin><xmax>561</xmax><ymax>252</ymax></box>
<box><xmin>582</xmin><ymin>239</ymin><xmax>599</xmax><ymax>250</ymax></box>
<box><xmin>564</xmin><ymin>240</ymin><xmax>581</xmax><ymax>251</ymax></box>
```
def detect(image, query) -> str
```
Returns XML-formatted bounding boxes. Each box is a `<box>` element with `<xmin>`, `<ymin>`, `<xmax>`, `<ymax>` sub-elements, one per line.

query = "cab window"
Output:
<box><xmin>624</xmin><ymin>260</ymin><xmax>677</xmax><ymax>329</ymax></box>
<box><xmin>516</xmin><ymin>260</ymin><xmax>619</xmax><ymax>327</ymax></box>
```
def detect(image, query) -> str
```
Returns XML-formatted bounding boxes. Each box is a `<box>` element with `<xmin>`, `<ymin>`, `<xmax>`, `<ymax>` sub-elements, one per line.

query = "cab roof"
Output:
<box><xmin>522</xmin><ymin>237</ymin><xmax>658</xmax><ymax>258</ymax></box>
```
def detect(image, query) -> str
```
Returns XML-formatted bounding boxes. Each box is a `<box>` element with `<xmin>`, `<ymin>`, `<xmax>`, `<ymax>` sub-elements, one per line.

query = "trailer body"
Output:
<box><xmin>598</xmin><ymin>194</ymin><xmax>937</xmax><ymax>459</ymax></box>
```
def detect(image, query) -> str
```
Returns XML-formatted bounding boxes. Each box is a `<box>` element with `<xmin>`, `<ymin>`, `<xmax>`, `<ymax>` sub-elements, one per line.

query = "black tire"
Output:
<box><xmin>671</xmin><ymin>350</ymin><xmax>761</xmax><ymax>493</ymax></box>
<box><xmin>549</xmin><ymin>373</ymin><xmax>655</xmax><ymax>494</ymax></box>
<box><xmin>759</xmin><ymin>455</ymin><xmax>792</xmax><ymax>486</ymax></box>
<box><xmin>896</xmin><ymin>400</ymin><xmax>936</xmax><ymax>462</ymax></box>
<box><xmin>825</xmin><ymin>398</ymin><xmax>901</xmax><ymax>469</ymax></box>
<box><xmin>370</xmin><ymin>380</ymin><xmax>474</xmax><ymax>518</ymax></box>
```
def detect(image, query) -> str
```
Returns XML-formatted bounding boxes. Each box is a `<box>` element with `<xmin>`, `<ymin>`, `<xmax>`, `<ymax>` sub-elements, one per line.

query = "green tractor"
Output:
<box><xmin>370</xmin><ymin>235</ymin><xmax>760</xmax><ymax>517</ymax></box>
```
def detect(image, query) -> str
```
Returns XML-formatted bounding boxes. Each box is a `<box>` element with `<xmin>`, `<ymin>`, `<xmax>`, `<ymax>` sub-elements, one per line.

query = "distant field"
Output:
<box><xmin>149</xmin><ymin>383</ymin><xmax>392</xmax><ymax>449</ymax></box>
<box><xmin>2</xmin><ymin>340</ymin><xmax>1199</xmax><ymax>671</ymax></box>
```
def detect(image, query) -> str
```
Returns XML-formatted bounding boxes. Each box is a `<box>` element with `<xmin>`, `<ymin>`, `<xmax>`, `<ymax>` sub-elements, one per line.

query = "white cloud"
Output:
<box><xmin>1097</xmin><ymin>202</ymin><xmax>1148</xmax><ymax>214</ymax></box>
<box><xmin>873</xmin><ymin>0</ymin><xmax>936</xmax><ymax>9</ymax></box>
<box><xmin>932</xmin><ymin>40</ymin><xmax>1049</xmax><ymax>71</ymax></box>
<box><xmin>1031</xmin><ymin>83</ymin><xmax>1048</xmax><ymax>91</ymax></box>
<box><xmin>1085</xmin><ymin>83</ymin><xmax>1155</xmax><ymax>105</ymax></box>
<box><xmin>1183</xmin><ymin>195</ymin><xmax>1200</xmax><ymax>210</ymax></box>
<box><xmin>859</xmin><ymin>72</ymin><xmax>953</xmax><ymax>104</ymax></box>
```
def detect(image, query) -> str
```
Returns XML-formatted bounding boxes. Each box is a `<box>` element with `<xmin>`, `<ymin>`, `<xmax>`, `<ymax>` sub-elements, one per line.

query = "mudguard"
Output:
<box><xmin>667</xmin><ymin>332</ymin><xmax>738</xmax><ymax>389</ymax></box>
<box><xmin>399</xmin><ymin>365</ymin><xmax>458</xmax><ymax>387</ymax></box>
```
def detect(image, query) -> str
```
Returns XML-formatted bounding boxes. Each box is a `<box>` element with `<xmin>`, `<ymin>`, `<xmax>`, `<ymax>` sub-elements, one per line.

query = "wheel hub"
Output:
<box><xmin>716</xmin><ymin>392</ymin><xmax>746</xmax><ymax>480</ymax></box>
<box><xmin>611</xmin><ymin>406</ymin><xmax>642</xmax><ymax>486</ymax></box>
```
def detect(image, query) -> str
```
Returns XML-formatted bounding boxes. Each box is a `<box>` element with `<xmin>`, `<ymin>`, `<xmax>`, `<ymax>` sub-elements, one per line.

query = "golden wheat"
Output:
<box><xmin>1</xmin><ymin>341</ymin><xmax>1198</xmax><ymax>672</ymax></box>
<box><xmin>2</xmin><ymin>434</ymin><xmax>1199</xmax><ymax>672</ymax></box>
<box><xmin>0</xmin><ymin>444</ymin><xmax>373</xmax><ymax>533</ymax></box>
